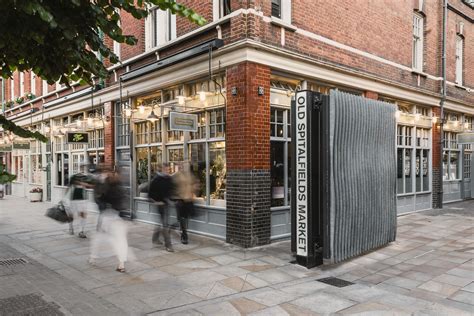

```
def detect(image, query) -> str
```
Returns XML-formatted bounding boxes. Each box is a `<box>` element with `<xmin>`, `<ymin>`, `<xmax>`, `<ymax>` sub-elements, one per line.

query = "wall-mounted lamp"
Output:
<box><xmin>231</xmin><ymin>87</ymin><xmax>238</xmax><ymax>96</ymax></box>
<box><xmin>257</xmin><ymin>86</ymin><xmax>264</xmax><ymax>96</ymax></box>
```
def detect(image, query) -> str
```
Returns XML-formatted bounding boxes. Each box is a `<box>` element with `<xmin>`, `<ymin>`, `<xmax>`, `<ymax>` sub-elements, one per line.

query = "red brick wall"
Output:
<box><xmin>226</xmin><ymin>62</ymin><xmax>270</xmax><ymax>170</ymax></box>
<box><xmin>176</xmin><ymin>0</ymin><xmax>213</xmax><ymax>37</ymax></box>
<box><xmin>120</xmin><ymin>10</ymin><xmax>145</xmax><ymax>61</ymax></box>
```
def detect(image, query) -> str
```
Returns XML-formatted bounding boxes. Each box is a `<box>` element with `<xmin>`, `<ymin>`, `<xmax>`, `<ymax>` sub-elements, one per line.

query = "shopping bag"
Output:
<box><xmin>45</xmin><ymin>202</ymin><xmax>73</xmax><ymax>223</ymax></box>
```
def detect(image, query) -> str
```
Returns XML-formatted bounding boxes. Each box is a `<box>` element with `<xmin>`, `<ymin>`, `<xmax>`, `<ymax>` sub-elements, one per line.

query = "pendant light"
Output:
<box><xmin>147</xmin><ymin>109</ymin><xmax>159</xmax><ymax>123</ymax></box>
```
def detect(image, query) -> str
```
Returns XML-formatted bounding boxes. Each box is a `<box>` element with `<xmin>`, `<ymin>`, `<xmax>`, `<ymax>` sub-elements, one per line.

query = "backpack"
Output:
<box><xmin>148</xmin><ymin>173</ymin><xmax>174</xmax><ymax>202</ymax></box>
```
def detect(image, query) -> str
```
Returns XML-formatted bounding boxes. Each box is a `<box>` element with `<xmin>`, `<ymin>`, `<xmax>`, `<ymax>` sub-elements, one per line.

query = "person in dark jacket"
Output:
<box><xmin>149</xmin><ymin>163</ymin><xmax>174</xmax><ymax>252</ymax></box>
<box><xmin>66</xmin><ymin>167</ymin><xmax>93</xmax><ymax>238</ymax></box>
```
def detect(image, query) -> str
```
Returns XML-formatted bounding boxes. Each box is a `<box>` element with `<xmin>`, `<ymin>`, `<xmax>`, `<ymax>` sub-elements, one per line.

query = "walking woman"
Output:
<box><xmin>89</xmin><ymin>171</ymin><xmax>130</xmax><ymax>273</ymax></box>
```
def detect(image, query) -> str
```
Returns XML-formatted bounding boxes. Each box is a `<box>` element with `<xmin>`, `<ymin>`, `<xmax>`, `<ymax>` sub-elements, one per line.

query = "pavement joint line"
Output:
<box><xmin>413</xmin><ymin>249</ymin><xmax>435</xmax><ymax>259</ymax></box>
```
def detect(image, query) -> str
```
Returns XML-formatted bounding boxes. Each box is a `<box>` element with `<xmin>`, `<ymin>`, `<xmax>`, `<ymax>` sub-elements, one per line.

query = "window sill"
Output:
<box><xmin>454</xmin><ymin>84</ymin><xmax>467</xmax><ymax>90</ymax></box>
<box><xmin>442</xmin><ymin>179</ymin><xmax>462</xmax><ymax>182</ymax></box>
<box><xmin>411</xmin><ymin>69</ymin><xmax>428</xmax><ymax>77</ymax></box>
<box><xmin>270</xmin><ymin>17</ymin><xmax>297</xmax><ymax>32</ymax></box>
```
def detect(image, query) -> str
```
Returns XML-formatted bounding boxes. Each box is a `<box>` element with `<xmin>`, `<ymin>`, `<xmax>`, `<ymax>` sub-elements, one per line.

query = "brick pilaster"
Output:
<box><xmin>364</xmin><ymin>91</ymin><xmax>378</xmax><ymax>100</ymax></box>
<box><xmin>225</xmin><ymin>62</ymin><xmax>271</xmax><ymax>247</ymax></box>
<box><xmin>103</xmin><ymin>102</ymin><xmax>115</xmax><ymax>169</ymax></box>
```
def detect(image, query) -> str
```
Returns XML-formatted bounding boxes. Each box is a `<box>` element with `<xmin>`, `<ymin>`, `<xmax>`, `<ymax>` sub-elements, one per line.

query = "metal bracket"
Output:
<box><xmin>313</xmin><ymin>95</ymin><xmax>323</xmax><ymax>111</ymax></box>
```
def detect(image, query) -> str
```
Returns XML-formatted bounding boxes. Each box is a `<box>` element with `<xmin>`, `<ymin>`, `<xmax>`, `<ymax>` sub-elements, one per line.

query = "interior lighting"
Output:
<box><xmin>147</xmin><ymin>109</ymin><xmax>159</xmax><ymax>123</ymax></box>
<box><xmin>76</xmin><ymin>118</ymin><xmax>82</xmax><ymax>128</ymax></box>
<box><xmin>124</xmin><ymin>108</ymin><xmax>132</xmax><ymax>118</ymax></box>
<box><xmin>414</xmin><ymin>113</ymin><xmax>421</xmax><ymax>121</ymax></box>
<box><xmin>198</xmin><ymin>84</ymin><xmax>207</xmax><ymax>102</ymax></box>
<box><xmin>138</xmin><ymin>104</ymin><xmax>145</xmax><ymax>114</ymax></box>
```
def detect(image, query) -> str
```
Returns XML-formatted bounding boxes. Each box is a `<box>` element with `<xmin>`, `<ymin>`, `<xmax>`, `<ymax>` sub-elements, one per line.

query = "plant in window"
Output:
<box><xmin>137</xmin><ymin>158</ymin><xmax>149</xmax><ymax>186</ymax></box>
<box><xmin>210</xmin><ymin>154</ymin><xmax>226</xmax><ymax>199</ymax></box>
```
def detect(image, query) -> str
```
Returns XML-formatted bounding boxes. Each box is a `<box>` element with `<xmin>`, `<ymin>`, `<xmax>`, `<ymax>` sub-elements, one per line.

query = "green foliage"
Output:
<box><xmin>0</xmin><ymin>0</ymin><xmax>206</xmax><ymax>85</ymax></box>
<box><xmin>0</xmin><ymin>164</ymin><xmax>16</xmax><ymax>184</ymax></box>
<box><xmin>0</xmin><ymin>115</ymin><xmax>48</xmax><ymax>142</ymax></box>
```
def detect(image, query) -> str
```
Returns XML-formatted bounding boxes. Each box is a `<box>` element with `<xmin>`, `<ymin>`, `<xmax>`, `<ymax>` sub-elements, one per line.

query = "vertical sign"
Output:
<box><xmin>295</xmin><ymin>91</ymin><xmax>308</xmax><ymax>257</ymax></box>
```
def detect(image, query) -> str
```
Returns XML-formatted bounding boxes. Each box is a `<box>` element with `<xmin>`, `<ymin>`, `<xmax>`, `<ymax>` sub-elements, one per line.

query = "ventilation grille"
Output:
<box><xmin>0</xmin><ymin>258</ymin><xmax>28</xmax><ymax>266</ymax></box>
<box><xmin>317</xmin><ymin>277</ymin><xmax>354</xmax><ymax>288</ymax></box>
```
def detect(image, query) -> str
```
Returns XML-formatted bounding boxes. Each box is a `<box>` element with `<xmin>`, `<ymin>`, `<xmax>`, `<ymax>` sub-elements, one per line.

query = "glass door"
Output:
<box><xmin>167</xmin><ymin>146</ymin><xmax>184</xmax><ymax>174</ymax></box>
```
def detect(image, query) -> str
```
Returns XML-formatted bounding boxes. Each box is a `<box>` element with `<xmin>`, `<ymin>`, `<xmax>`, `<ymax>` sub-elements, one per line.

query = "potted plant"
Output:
<box><xmin>25</xmin><ymin>92</ymin><xmax>36</xmax><ymax>100</ymax></box>
<box><xmin>15</xmin><ymin>96</ymin><xmax>24</xmax><ymax>105</ymax></box>
<box><xmin>29</xmin><ymin>187</ymin><xmax>43</xmax><ymax>202</ymax></box>
<box><xmin>0</xmin><ymin>165</ymin><xmax>17</xmax><ymax>199</ymax></box>
<box><xmin>5</xmin><ymin>101</ymin><xmax>14</xmax><ymax>108</ymax></box>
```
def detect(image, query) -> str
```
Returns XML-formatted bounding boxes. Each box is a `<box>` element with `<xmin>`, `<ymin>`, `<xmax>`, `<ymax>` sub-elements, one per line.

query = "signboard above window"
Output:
<box><xmin>169</xmin><ymin>112</ymin><xmax>198</xmax><ymax>132</ymax></box>
<box><xmin>67</xmin><ymin>132</ymin><xmax>89</xmax><ymax>144</ymax></box>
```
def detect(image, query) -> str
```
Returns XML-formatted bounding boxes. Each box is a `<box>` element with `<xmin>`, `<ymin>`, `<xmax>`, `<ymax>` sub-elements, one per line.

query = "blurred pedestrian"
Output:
<box><xmin>89</xmin><ymin>170</ymin><xmax>130</xmax><ymax>273</ymax></box>
<box><xmin>148</xmin><ymin>163</ymin><xmax>174</xmax><ymax>252</ymax></box>
<box><xmin>65</xmin><ymin>165</ymin><xmax>93</xmax><ymax>238</ymax></box>
<box><xmin>91</xmin><ymin>165</ymin><xmax>108</xmax><ymax>231</ymax></box>
<box><xmin>173</xmin><ymin>162</ymin><xmax>199</xmax><ymax>244</ymax></box>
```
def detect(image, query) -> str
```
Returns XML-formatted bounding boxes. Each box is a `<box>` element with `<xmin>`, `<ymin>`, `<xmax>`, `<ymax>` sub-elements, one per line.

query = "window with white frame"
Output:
<box><xmin>113</xmin><ymin>41</ymin><xmax>121</xmax><ymax>61</ymax></box>
<box><xmin>271</xmin><ymin>0</ymin><xmax>292</xmax><ymax>24</ymax></box>
<box><xmin>10</xmin><ymin>78</ymin><xmax>14</xmax><ymax>100</ymax></box>
<box><xmin>115</xmin><ymin>101</ymin><xmax>130</xmax><ymax>147</ymax></box>
<box><xmin>42</xmin><ymin>80</ymin><xmax>48</xmax><ymax>96</ymax></box>
<box><xmin>30</xmin><ymin>140</ymin><xmax>42</xmax><ymax>184</ymax></box>
<box><xmin>30</xmin><ymin>72</ymin><xmax>36</xmax><ymax>96</ymax></box>
<box><xmin>213</xmin><ymin>0</ymin><xmax>232</xmax><ymax>20</ymax></box>
<box><xmin>145</xmin><ymin>7</ymin><xmax>176</xmax><ymax>51</ymax></box>
<box><xmin>19</xmin><ymin>72</ymin><xmax>25</xmax><ymax>96</ymax></box>
<box><xmin>271</xmin><ymin>106</ymin><xmax>291</xmax><ymax>207</ymax></box>
<box><xmin>415</xmin><ymin>128</ymin><xmax>430</xmax><ymax>192</ymax></box>
<box><xmin>455</xmin><ymin>35</ymin><xmax>463</xmax><ymax>85</ymax></box>
<box><xmin>412</xmin><ymin>13</ymin><xmax>424</xmax><ymax>72</ymax></box>
<box><xmin>443</xmin><ymin>131</ymin><xmax>461</xmax><ymax>180</ymax></box>
<box><xmin>397</xmin><ymin>125</ymin><xmax>414</xmax><ymax>194</ymax></box>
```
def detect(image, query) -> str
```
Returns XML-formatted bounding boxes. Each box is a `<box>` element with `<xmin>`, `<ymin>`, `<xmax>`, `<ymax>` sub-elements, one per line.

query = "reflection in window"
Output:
<box><xmin>136</xmin><ymin>148</ymin><xmax>149</xmax><ymax>194</ymax></box>
<box><xmin>189</xmin><ymin>143</ymin><xmax>206</xmax><ymax>202</ymax></box>
<box><xmin>443</xmin><ymin>132</ymin><xmax>460</xmax><ymax>180</ymax></box>
<box><xmin>271</xmin><ymin>141</ymin><xmax>285</xmax><ymax>206</ymax></box>
<box><xmin>168</xmin><ymin>147</ymin><xmax>184</xmax><ymax>173</ymax></box>
<box><xmin>209</xmin><ymin>109</ymin><xmax>225</xmax><ymax>138</ymax></box>
<box><xmin>209</xmin><ymin>142</ymin><xmax>226</xmax><ymax>204</ymax></box>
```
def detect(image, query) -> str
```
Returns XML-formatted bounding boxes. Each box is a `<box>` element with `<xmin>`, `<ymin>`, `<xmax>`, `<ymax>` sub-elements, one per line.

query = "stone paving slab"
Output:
<box><xmin>1</xmin><ymin>196</ymin><xmax>473</xmax><ymax>315</ymax></box>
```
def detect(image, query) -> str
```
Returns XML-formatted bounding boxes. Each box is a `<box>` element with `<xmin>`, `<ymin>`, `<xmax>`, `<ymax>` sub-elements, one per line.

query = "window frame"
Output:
<box><xmin>145</xmin><ymin>6</ymin><xmax>177</xmax><ymax>51</ymax></box>
<box><xmin>455</xmin><ymin>35</ymin><xmax>463</xmax><ymax>85</ymax></box>
<box><xmin>412</xmin><ymin>13</ymin><xmax>424</xmax><ymax>72</ymax></box>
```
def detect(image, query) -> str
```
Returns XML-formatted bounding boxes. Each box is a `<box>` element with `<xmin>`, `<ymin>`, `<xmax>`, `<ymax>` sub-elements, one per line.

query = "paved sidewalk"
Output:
<box><xmin>0</xmin><ymin>196</ymin><xmax>473</xmax><ymax>315</ymax></box>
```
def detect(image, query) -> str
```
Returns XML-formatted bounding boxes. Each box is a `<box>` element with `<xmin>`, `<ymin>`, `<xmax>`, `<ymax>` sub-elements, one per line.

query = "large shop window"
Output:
<box><xmin>115</xmin><ymin>102</ymin><xmax>130</xmax><ymax>148</ymax></box>
<box><xmin>443</xmin><ymin>132</ymin><xmax>461</xmax><ymax>180</ymax></box>
<box><xmin>397</xmin><ymin>125</ymin><xmax>431</xmax><ymax>194</ymax></box>
<box><xmin>270</xmin><ymin>107</ymin><xmax>291</xmax><ymax>207</ymax></box>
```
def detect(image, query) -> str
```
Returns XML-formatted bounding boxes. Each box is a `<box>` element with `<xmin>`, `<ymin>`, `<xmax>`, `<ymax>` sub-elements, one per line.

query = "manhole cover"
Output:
<box><xmin>0</xmin><ymin>258</ymin><xmax>28</xmax><ymax>266</ymax></box>
<box><xmin>317</xmin><ymin>277</ymin><xmax>354</xmax><ymax>288</ymax></box>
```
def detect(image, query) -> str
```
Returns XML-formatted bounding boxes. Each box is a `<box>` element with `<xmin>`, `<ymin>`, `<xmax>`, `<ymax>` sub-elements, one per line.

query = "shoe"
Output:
<box><xmin>116</xmin><ymin>267</ymin><xmax>126</xmax><ymax>273</ymax></box>
<box><xmin>165</xmin><ymin>247</ymin><xmax>174</xmax><ymax>253</ymax></box>
<box><xmin>181</xmin><ymin>233</ymin><xmax>188</xmax><ymax>245</ymax></box>
<box><xmin>78</xmin><ymin>232</ymin><xmax>87</xmax><ymax>239</ymax></box>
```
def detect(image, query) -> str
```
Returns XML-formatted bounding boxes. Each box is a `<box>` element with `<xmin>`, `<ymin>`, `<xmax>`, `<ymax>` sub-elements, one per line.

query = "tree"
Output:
<box><xmin>0</xmin><ymin>0</ymin><xmax>205</xmax><ymax>142</ymax></box>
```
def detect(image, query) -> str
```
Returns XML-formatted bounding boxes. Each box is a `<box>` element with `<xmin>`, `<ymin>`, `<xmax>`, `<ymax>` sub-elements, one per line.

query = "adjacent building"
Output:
<box><xmin>1</xmin><ymin>0</ymin><xmax>473</xmax><ymax>247</ymax></box>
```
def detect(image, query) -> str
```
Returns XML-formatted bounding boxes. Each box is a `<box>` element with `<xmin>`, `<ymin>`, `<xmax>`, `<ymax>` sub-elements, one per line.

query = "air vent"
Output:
<box><xmin>0</xmin><ymin>258</ymin><xmax>28</xmax><ymax>266</ymax></box>
<box><xmin>317</xmin><ymin>277</ymin><xmax>354</xmax><ymax>288</ymax></box>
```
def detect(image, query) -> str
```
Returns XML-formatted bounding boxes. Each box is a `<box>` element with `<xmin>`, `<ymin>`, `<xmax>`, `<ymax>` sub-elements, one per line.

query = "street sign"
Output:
<box><xmin>169</xmin><ymin>112</ymin><xmax>198</xmax><ymax>132</ymax></box>
<box><xmin>457</xmin><ymin>133</ymin><xmax>474</xmax><ymax>144</ymax></box>
<box><xmin>13</xmin><ymin>142</ymin><xmax>30</xmax><ymax>150</ymax></box>
<box><xmin>66</xmin><ymin>132</ymin><xmax>89</xmax><ymax>144</ymax></box>
<box><xmin>0</xmin><ymin>144</ymin><xmax>12</xmax><ymax>152</ymax></box>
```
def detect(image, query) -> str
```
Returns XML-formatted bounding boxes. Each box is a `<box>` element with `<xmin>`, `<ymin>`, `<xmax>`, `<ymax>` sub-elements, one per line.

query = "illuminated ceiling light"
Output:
<box><xmin>198</xmin><ymin>84</ymin><xmax>207</xmax><ymax>102</ymax></box>
<box><xmin>87</xmin><ymin>116</ymin><xmax>94</xmax><ymax>125</ymax></box>
<box><xmin>414</xmin><ymin>113</ymin><xmax>421</xmax><ymax>121</ymax></box>
<box><xmin>76</xmin><ymin>118</ymin><xmax>82</xmax><ymax>128</ymax></box>
<box><xmin>464</xmin><ymin>122</ymin><xmax>470</xmax><ymax>129</ymax></box>
<box><xmin>138</xmin><ymin>104</ymin><xmax>145</xmax><ymax>114</ymax></box>
<box><xmin>124</xmin><ymin>108</ymin><xmax>132</xmax><ymax>118</ymax></box>
<box><xmin>147</xmin><ymin>109</ymin><xmax>159</xmax><ymax>123</ymax></box>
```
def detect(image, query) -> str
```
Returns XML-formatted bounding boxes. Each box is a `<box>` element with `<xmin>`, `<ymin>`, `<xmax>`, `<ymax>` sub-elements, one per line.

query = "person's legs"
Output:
<box><xmin>160</xmin><ymin>204</ymin><xmax>172</xmax><ymax>251</ymax></box>
<box><xmin>77</xmin><ymin>200</ymin><xmax>88</xmax><ymax>238</ymax></box>
<box><xmin>110</xmin><ymin>218</ymin><xmax>128</xmax><ymax>272</ymax></box>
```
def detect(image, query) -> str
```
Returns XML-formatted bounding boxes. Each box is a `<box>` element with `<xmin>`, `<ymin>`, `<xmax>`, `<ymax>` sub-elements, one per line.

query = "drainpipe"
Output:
<box><xmin>437</xmin><ymin>0</ymin><xmax>447</xmax><ymax>209</ymax></box>
<box><xmin>1</xmin><ymin>78</ymin><xmax>4</xmax><ymax>112</ymax></box>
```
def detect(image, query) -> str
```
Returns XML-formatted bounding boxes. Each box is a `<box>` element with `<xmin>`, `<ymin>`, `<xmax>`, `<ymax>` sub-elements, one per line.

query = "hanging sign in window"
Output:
<box><xmin>169</xmin><ymin>112</ymin><xmax>198</xmax><ymax>132</ymax></box>
<box><xmin>13</xmin><ymin>142</ymin><xmax>30</xmax><ymax>150</ymax></box>
<box><xmin>67</xmin><ymin>132</ymin><xmax>89</xmax><ymax>144</ymax></box>
<box><xmin>0</xmin><ymin>144</ymin><xmax>12</xmax><ymax>152</ymax></box>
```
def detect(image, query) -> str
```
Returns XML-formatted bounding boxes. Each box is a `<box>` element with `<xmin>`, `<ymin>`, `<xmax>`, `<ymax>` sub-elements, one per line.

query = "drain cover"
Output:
<box><xmin>317</xmin><ymin>277</ymin><xmax>354</xmax><ymax>288</ymax></box>
<box><xmin>0</xmin><ymin>293</ymin><xmax>64</xmax><ymax>315</ymax></box>
<box><xmin>0</xmin><ymin>258</ymin><xmax>28</xmax><ymax>266</ymax></box>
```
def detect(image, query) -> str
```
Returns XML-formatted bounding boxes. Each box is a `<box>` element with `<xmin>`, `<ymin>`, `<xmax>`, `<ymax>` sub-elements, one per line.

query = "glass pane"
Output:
<box><xmin>416</xmin><ymin>149</ymin><xmax>421</xmax><ymax>192</ymax></box>
<box><xmin>189</xmin><ymin>143</ymin><xmax>206</xmax><ymax>202</ymax></box>
<box><xmin>276</xmin><ymin>124</ymin><xmax>284</xmax><ymax>138</ymax></box>
<box><xmin>168</xmin><ymin>147</ymin><xmax>184</xmax><ymax>173</ymax></box>
<box><xmin>63</xmin><ymin>153</ymin><xmax>69</xmax><ymax>186</ymax></box>
<box><xmin>136</xmin><ymin>147</ymin><xmax>149</xmax><ymax>195</ymax></box>
<box><xmin>150</xmin><ymin>146</ymin><xmax>162</xmax><ymax>175</ymax></box>
<box><xmin>450</xmin><ymin>152</ymin><xmax>459</xmax><ymax>180</ymax></box>
<box><xmin>405</xmin><ymin>149</ymin><xmax>413</xmax><ymax>193</ymax></box>
<box><xmin>397</xmin><ymin>149</ymin><xmax>404</xmax><ymax>194</ymax></box>
<box><xmin>277</xmin><ymin>110</ymin><xmax>283</xmax><ymax>123</ymax></box>
<box><xmin>57</xmin><ymin>154</ymin><xmax>62</xmax><ymax>185</ymax></box>
<box><xmin>209</xmin><ymin>142</ymin><xmax>226</xmax><ymax>205</ymax></box>
<box><xmin>271</xmin><ymin>141</ymin><xmax>285</xmax><ymax>207</ymax></box>
<box><xmin>423</xmin><ymin>149</ymin><xmax>429</xmax><ymax>191</ymax></box>
<box><xmin>271</xmin><ymin>109</ymin><xmax>275</xmax><ymax>123</ymax></box>
<box><xmin>442</xmin><ymin>151</ymin><xmax>449</xmax><ymax>180</ymax></box>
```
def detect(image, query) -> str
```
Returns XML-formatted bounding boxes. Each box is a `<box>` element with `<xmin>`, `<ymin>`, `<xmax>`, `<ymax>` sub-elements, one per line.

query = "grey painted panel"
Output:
<box><xmin>329</xmin><ymin>91</ymin><xmax>397</xmax><ymax>263</ymax></box>
<box><xmin>208</xmin><ymin>210</ymin><xmax>226</xmax><ymax>225</ymax></box>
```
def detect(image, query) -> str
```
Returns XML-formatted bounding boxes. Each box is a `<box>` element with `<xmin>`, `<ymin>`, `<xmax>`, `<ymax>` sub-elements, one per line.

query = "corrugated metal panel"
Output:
<box><xmin>328</xmin><ymin>90</ymin><xmax>397</xmax><ymax>263</ymax></box>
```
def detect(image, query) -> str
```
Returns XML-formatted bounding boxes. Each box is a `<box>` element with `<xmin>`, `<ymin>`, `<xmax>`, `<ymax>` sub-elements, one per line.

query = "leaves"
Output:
<box><xmin>0</xmin><ymin>0</ymin><xmax>206</xmax><ymax>85</ymax></box>
<box><xmin>0</xmin><ymin>115</ymin><xmax>48</xmax><ymax>142</ymax></box>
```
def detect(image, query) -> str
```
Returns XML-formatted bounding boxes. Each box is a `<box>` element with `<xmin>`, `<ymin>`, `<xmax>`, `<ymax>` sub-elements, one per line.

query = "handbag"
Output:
<box><xmin>45</xmin><ymin>202</ymin><xmax>73</xmax><ymax>223</ymax></box>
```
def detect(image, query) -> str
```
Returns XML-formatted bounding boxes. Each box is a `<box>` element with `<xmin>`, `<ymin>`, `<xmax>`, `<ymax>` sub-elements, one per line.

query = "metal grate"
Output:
<box><xmin>0</xmin><ymin>258</ymin><xmax>28</xmax><ymax>266</ymax></box>
<box><xmin>317</xmin><ymin>277</ymin><xmax>354</xmax><ymax>288</ymax></box>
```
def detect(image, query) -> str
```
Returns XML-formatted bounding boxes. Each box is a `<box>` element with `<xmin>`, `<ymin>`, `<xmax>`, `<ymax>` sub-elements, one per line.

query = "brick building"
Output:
<box><xmin>1</xmin><ymin>0</ymin><xmax>473</xmax><ymax>247</ymax></box>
